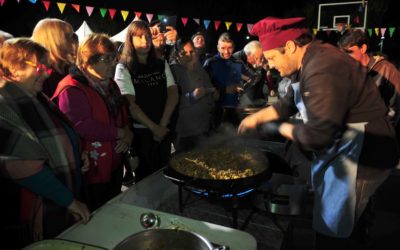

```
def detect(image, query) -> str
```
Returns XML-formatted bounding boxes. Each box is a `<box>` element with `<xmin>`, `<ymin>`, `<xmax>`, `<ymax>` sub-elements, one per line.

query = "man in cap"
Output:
<box><xmin>238</xmin><ymin>17</ymin><xmax>399</xmax><ymax>248</ymax></box>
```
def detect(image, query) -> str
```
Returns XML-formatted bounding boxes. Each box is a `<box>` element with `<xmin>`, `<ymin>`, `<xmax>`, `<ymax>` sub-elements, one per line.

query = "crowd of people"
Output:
<box><xmin>1</xmin><ymin>14</ymin><xmax>400</xmax><ymax>249</ymax></box>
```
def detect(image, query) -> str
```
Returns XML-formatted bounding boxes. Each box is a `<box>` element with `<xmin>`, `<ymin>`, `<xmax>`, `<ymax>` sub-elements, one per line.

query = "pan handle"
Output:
<box><xmin>163</xmin><ymin>167</ymin><xmax>186</xmax><ymax>184</ymax></box>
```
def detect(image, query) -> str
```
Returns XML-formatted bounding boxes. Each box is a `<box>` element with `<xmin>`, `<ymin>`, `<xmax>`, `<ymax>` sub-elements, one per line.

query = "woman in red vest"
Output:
<box><xmin>52</xmin><ymin>33</ymin><xmax>133</xmax><ymax>211</ymax></box>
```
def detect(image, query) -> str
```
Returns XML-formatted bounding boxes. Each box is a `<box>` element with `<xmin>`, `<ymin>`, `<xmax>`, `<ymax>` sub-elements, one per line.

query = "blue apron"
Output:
<box><xmin>291</xmin><ymin>83</ymin><xmax>364</xmax><ymax>237</ymax></box>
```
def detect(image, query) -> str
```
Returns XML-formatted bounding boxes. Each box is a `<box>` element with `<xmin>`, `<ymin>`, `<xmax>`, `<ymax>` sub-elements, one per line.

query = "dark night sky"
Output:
<box><xmin>1</xmin><ymin>0</ymin><xmax>399</xmax><ymax>59</ymax></box>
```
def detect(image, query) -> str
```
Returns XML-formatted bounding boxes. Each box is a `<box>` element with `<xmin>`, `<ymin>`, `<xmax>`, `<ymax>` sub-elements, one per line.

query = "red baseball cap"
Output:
<box><xmin>250</xmin><ymin>17</ymin><xmax>308</xmax><ymax>51</ymax></box>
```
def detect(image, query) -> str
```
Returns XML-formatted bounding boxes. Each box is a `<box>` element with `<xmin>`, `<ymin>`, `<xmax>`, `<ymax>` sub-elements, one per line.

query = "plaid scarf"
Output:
<box><xmin>0</xmin><ymin>82</ymin><xmax>77</xmax><ymax>187</ymax></box>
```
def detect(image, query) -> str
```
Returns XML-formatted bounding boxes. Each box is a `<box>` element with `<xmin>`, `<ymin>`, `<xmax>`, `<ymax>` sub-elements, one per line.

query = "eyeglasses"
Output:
<box><xmin>88</xmin><ymin>54</ymin><xmax>116</xmax><ymax>64</ymax></box>
<box><xmin>25</xmin><ymin>60</ymin><xmax>53</xmax><ymax>75</ymax></box>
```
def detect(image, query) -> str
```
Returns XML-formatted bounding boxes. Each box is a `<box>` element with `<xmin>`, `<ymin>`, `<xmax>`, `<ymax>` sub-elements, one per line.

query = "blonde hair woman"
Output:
<box><xmin>31</xmin><ymin>18</ymin><xmax>77</xmax><ymax>97</ymax></box>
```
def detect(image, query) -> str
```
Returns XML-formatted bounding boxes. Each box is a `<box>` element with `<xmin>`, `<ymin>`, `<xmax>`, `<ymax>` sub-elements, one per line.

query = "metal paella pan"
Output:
<box><xmin>163</xmin><ymin>145</ymin><xmax>272</xmax><ymax>193</ymax></box>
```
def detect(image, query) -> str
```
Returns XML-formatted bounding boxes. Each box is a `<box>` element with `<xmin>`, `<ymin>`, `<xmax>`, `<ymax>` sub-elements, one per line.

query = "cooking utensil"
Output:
<box><xmin>113</xmin><ymin>228</ymin><xmax>216</xmax><ymax>250</ymax></box>
<box><xmin>164</xmin><ymin>145</ymin><xmax>271</xmax><ymax>194</ymax></box>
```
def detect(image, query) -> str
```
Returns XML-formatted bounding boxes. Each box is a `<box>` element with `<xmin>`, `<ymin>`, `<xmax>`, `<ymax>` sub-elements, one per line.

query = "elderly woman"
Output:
<box><xmin>31</xmin><ymin>18</ymin><xmax>78</xmax><ymax>97</ymax></box>
<box><xmin>52</xmin><ymin>33</ymin><xmax>133</xmax><ymax>211</ymax></box>
<box><xmin>0</xmin><ymin>38</ymin><xmax>90</xmax><ymax>250</ymax></box>
<box><xmin>114</xmin><ymin>20</ymin><xmax>178</xmax><ymax>182</ymax></box>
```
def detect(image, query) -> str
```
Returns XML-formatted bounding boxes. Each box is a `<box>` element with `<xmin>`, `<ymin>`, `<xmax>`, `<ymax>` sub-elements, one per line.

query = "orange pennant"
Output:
<box><xmin>236</xmin><ymin>23</ymin><xmax>243</xmax><ymax>32</ymax></box>
<box><xmin>71</xmin><ymin>4</ymin><xmax>80</xmax><ymax>13</ymax></box>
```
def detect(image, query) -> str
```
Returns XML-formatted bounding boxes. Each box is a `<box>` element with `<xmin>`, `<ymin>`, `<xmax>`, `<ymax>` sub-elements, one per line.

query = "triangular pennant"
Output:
<box><xmin>353</xmin><ymin>15</ymin><xmax>360</xmax><ymax>24</ymax></box>
<box><xmin>86</xmin><ymin>6</ymin><xmax>94</xmax><ymax>16</ymax></box>
<box><xmin>225</xmin><ymin>21</ymin><xmax>232</xmax><ymax>30</ymax></box>
<box><xmin>56</xmin><ymin>2</ymin><xmax>66</xmax><ymax>14</ymax></box>
<box><xmin>146</xmin><ymin>13</ymin><xmax>153</xmax><ymax>22</ymax></box>
<box><xmin>358</xmin><ymin>5</ymin><xmax>363</xmax><ymax>12</ymax></box>
<box><xmin>380</xmin><ymin>28</ymin><xmax>387</xmax><ymax>37</ymax></box>
<box><xmin>16</xmin><ymin>0</ymin><xmax>20</xmax><ymax>3</ymax></box>
<box><xmin>367</xmin><ymin>29</ymin><xmax>373</xmax><ymax>37</ymax></box>
<box><xmin>181</xmin><ymin>17</ymin><xmax>188</xmax><ymax>27</ymax></box>
<box><xmin>42</xmin><ymin>0</ymin><xmax>50</xmax><ymax>11</ymax></box>
<box><xmin>158</xmin><ymin>15</ymin><xmax>165</xmax><ymax>21</ymax></box>
<box><xmin>99</xmin><ymin>8</ymin><xmax>107</xmax><ymax>18</ymax></box>
<box><xmin>121</xmin><ymin>10</ymin><xmax>129</xmax><ymax>21</ymax></box>
<box><xmin>193</xmin><ymin>18</ymin><xmax>200</xmax><ymax>25</ymax></box>
<box><xmin>313</xmin><ymin>28</ymin><xmax>318</xmax><ymax>36</ymax></box>
<box><xmin>214</xmin><ymin>20</ymin><xmax>221</xmax><ymax>30</ymax></box>
<box><xmin>247</xmin><ymin>24</ymin><xmax>254</xmax><ymax>33</ymax></box>
<box><xmin>236</xmin><ymin>23</ymin><xmax>243</xmax><ymax>32</ymax></box>
<box><xmin>0</xmin><ymin>0</ymin><xmax>5</xmax><ymax>6</ymax></box>
<box><xmin>374</xmin><ymin>28</ymin><xmax>380</xmax><ymax>36</ymax></box>
<box><xmin>109</xmin><ymin>9</ymin><xmax>116</xmax><ymax>20</ymax></box>
<box><xmin>71</xmin><ymin>4</ymin><xmax>80</xmax><ymax>13</ymax></box>
<box><xmin>134</xmin><ymin>12</ymin><xmax>142</xmax><ymax>19</ymax></box>
<box><xmin>28</xmin><ymin>0</ymin><xmax>37</xmax><ymax>3</ymax></box>
<box><xmin>203</xmin><ymin>20</ymin><xmax>211</xmax><ymax>30</ymax></box>
<box><xmin>389</xmin><ymin>27</ymin><xmax>396</xmax><ymax>37</ymax></box>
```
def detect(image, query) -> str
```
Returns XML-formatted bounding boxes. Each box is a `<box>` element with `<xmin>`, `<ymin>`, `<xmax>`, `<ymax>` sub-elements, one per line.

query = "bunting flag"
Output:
<box><xmin>353</xmin><ymin>15</ymin><xmax>360</xmax><ymax>24</ymax></box>
<box><xmin>158</xmin><ymin>15</ymin><xmax>165</xmax><ymax>21</ymax></box>
<box><xmin>247</xmin><ymin>23</ymin><xmax>254</xmax><ymax>33</ymax></box>
<box><xmin>313</xmin><ymin>28</ymin><xmax>318</xmax><ymax>36</ymax></box>
<box><xmin>134</xmin><ymin>12</ymin><xmax>142</xmax><ymax>19</ymax></box>
<box><xmin>374</xmin><ymin>28</ymin><xmax>379</xmax><ymax>36</ymax></box>
<box><xmin>109</xmin><ymin>9</ymin><xmax>116</xmax><ymax>20</ymax></box>
<box><xmin>28</xmin><ymin>0</ymin><xmax>37</xmax><ymax>3</ymax></box>
<box><xmin>146</xmin><ymin>13</ymin><xmax>153</xmax><ymax>22</ymax></box>
<box><xmin>203</xmin><ymin>20</ymin><xmax>211</xmax><ymax>30</ymax></box>
<box><xmin>42</xmin><ymin>0</ymin><xmax>50</xmax><ymax>11</ymax></box>
<box><xmin>99</xmin><ymin>8</ymin><xmax>107</xmax><ymax>18</ymax></box>
<box><xmin>71</xmin><ymin>3</ymin><xmax>80</xmax><ymax>13</ymax></box>
<box><xmin>389</xmin><ymin>27</ymin><xmax>396</xmax><ymax>37</ymax></box>
<box><xmin>225</xmin><ymin>21</ymin><xmax>232</xmax><ymax>30</ymax></box>
<box><xmin>181</xmin><ymin>17</ymin><xmax>188</xmax><ymax>27</ymax></box>
<box><xmin>56</xmin><ymin>2</ymin><xmax>66</xmax><ymax>14</ymax></box>
<box><xmin>0</xmin><ymin>0</ymin><xmax>5</xmax><ymax>7</ymax></box>
<box><xmin>121</xmin><ymin>10</ymin><xmax>129</xmax><ymax>21</ymax></box>
<box><xmin>236</xmin><ymin>23</ymin><xmax>243</xmax><ymax>32</ymax></box>
<box><xmin>367</xmin><ymin>29</ymin><xmax>372</xmax><ymax>37</ymax></box>
<box><xmin>214</xmin><ymin>20</ymin><xmax>221</xmax><ymax>30</ymax></box>
<box><xmin>86</xmin><ymin>6</ymin><xmax>94</xmax><ymax>16</ymax></box>
<box><xmin>193</xmin><ymin>18</ymin><xmax>200</xmax><ymax>25</ymax></box>
<box><xmin>380</xmin><ymin>28</ymin><xmax>387</xmax><ymax>37</ymax></box>
<box><xmin>16</xmin><ymin>0</ymin><xmax>20</xmax><ymax>3</ymax></box>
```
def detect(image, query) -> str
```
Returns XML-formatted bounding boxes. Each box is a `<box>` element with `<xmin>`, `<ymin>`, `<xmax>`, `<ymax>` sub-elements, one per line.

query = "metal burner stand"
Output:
<box><xmin>176</xmin><ymin>184</ymin><xmax>256</xmax><ymax>229</ymax></box>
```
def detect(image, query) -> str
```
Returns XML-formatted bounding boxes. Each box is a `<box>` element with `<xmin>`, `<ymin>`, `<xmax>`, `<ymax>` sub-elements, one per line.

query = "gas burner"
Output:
<box><xmin>186</xmin><ymin>187</ymin><xmax>255</xmax><ymax>198</ymax></box>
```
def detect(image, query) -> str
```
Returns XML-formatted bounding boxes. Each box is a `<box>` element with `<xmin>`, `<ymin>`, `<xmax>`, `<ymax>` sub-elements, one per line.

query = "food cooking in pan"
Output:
<box><xmin>170</xmin><ymin>147</ymin><xmax>267</xmax><ymax>180</ymax></box>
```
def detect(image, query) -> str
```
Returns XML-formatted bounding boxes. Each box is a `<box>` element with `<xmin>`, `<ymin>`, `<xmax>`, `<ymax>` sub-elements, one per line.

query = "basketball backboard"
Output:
<box><xmin>317</xmin><ymin>1</ymin><xmax>368</xmax><ymax>30</ymax></box>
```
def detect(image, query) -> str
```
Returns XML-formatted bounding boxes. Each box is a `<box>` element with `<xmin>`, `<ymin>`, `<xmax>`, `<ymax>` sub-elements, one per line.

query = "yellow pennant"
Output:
<box><xmin>374</xmin><ymin>27</ymin><xmax>380</xmax><ymax>36</ymax></box>
<box><xmin>56</xmin><ymin>2</ymin><xmax>66</xmax><ymax>14</ymax></box>
<box><xmin>121</xmin><ymin>10</ymin><xmax>129</xmax><ymax>21</ymax></box>
<box><xmin>225</xmin><ymin>21</ymin><xmax>232</xmax><ymax>30</ymax></box>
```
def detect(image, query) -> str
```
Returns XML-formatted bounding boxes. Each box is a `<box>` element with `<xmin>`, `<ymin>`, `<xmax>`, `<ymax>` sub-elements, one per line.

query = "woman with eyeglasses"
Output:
<box><xmin>31</xmin><ymin>18</ymin><xmax>78</xmax><ymax>98</ymax></box>
<box><xmin>0</xmin><ymin>38</ymin><xmax>90</xmax><ymax>249</ymax></box>
<box><xmin>114</xmin><ymin>20</ymin><xmax>178</xmax><ymax>182</ymax></box>
<box><xmin>52</xmin><ymin>33</ymin><xmax>133</xmax><ymax>212</ymax></box>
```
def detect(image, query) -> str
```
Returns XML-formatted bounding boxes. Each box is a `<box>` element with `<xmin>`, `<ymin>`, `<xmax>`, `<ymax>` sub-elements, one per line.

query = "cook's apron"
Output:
<box><xmin>292</xmin><ymin>82</ymin><xmax>364</xmax><ymax>237</ymax></box>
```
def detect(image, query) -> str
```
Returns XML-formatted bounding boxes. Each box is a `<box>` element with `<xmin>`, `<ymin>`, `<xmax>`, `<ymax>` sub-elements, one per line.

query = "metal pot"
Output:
<box><xmin>113</xmin><ymin>228</ymin><xmax>214</xmax><ymax>250</ymax></box>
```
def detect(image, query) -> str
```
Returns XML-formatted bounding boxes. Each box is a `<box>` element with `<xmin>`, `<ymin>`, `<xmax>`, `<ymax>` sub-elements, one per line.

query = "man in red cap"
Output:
<box><xmin>238</xmin><ymin>16</ymin><xmax>399</xmax><ymax>248</ymax></box>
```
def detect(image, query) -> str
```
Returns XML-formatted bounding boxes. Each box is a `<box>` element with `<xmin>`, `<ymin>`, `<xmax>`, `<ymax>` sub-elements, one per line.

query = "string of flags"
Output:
<box><xmin>0</xmin><ymin>0</ymin><xmax>254</xmax><ymax>33</ymax></box>
<box><xmin>1</xmin><ymin>0</ymin><xmax>399</xmax><ymax>38</ymax></box>
<box><xmin>311</xmin><ymin>27</ymin><xmax>397</xmax><ymax>38</ymax></box>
